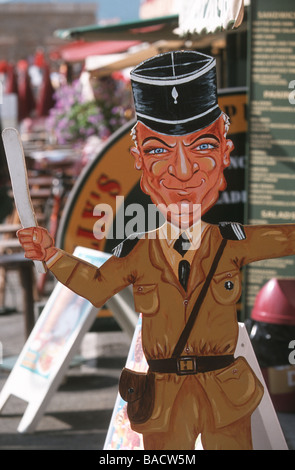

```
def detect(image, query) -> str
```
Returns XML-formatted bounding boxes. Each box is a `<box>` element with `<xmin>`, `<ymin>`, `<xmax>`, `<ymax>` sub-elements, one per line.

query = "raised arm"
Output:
<box><xmin>17</xmin><ymin>227</ymin><xmax>131</xmax><ymax>307</ymax></box>
<box><xmin>230</xmin><ymin>224</ymin><xmax>295</xmax><ymax>267</ymax></box>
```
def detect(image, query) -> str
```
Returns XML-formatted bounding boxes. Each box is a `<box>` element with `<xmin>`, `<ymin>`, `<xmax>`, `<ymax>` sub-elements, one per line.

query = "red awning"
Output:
<box><xmin>50</xmin><ymin>40</ymin><xmax>141</xmax><ymax>63</ymax></box>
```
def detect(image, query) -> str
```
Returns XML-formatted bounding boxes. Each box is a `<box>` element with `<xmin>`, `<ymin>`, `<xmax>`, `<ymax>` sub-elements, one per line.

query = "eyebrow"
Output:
<box><xmin>184</xmin><ymin>133</ymin><xmax>220</xmax><ymax>147</ymax></box>
<box><xmin>142</xmin><ymin>136</ymin><xmax>175</xmax><ymax>148</ymax></box>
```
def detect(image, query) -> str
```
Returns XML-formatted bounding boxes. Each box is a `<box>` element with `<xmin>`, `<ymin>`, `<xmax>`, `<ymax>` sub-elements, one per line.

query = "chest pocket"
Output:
<box><xmin>133</xmin><ymin>284</ymin><xmax>160</xmax><ymax>316</ymax></box>
<box><xmin>210</xmin><ymin>270</ymin><xmax>241</xmax><ymax>306</ymax></box>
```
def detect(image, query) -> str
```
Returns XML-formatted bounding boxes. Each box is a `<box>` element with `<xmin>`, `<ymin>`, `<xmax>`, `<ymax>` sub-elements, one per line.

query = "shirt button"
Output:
<box><xmin>137</xmin><ymin>286</ymin><xmax>143</xmax><ymax>292</ymax></box>
<box><xmin>224</xmin><ymin>281</ymin><xmax>234</xmax><ymax>291</ymax></box>
<box><xmin>183</xmin><ymin>299</ymin><xmax>189</xmax><ymax>305</ymax></box>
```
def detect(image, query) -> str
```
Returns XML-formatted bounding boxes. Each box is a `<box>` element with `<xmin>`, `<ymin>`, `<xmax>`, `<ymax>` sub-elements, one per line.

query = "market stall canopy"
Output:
<box><xmin>86</xmin><ymin>41</ymin><xmax>189</xmax><ymax>76</ymax></box>
<box><xmin>177</xmin><ymin>0</ymin><xmax>246</xmax><ymax>35</ymax></box>
<box><xmin>50</xmin><ymin>40</ymin><xmax>141</xmax><ymax>63</ymax></box>
<box><xmin>54</xmin><ymin>3</ymin><xmax>248</xmax><ymax>43</ymax></box>
<box><xmin>54</xmin><ymin>15</ymin><xmax>179</xmax><ymax>42</ymax></box>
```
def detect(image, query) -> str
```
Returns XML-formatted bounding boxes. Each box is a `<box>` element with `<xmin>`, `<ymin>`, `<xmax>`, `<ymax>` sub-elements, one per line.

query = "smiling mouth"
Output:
<box><xmin>160</xmin><ymin>178</ymin><xmax>206</xmax><ymax>194</ymax></box>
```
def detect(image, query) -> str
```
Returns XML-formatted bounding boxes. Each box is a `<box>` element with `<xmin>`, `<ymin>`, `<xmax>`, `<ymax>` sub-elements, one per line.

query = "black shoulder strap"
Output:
<box><xmin>219</xmin><ymin>222</ymin><xmax>246</xmax><ymax>241</ymax></box>
<box><xmin>172</xmin><ymin>222</ymin><xmax>246</xmax><ymax>358</ymax></box>
<box><xmin>171</xmin><ymin>238</ymin><xmax>227</xmax><ymax>359</ymax></box>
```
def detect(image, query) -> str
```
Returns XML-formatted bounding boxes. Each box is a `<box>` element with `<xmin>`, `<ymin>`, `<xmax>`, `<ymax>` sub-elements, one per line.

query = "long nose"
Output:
<box><xmin>168</xmin><ymin>144</ymin><xmax>197</xmax><ymax>181</ymax></box>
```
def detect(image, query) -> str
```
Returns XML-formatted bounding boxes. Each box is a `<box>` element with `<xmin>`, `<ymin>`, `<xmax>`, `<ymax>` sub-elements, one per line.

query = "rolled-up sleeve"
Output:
<box><xmin>47</xmin><ymin>249</ymin><xmax>133</xmax><ymax>308</ymax></box>
<box><xmin>231</xmin><ymin>224</ymin><xmax>295</xmax><ymax>267</ymax></box>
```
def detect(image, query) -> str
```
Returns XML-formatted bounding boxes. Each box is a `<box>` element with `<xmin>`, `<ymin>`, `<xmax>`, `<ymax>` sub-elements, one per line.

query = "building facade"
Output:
<box><xmin>0</xmin><ymin>3</ymin><xmax>97</xmax><ymax>62</ymax></box>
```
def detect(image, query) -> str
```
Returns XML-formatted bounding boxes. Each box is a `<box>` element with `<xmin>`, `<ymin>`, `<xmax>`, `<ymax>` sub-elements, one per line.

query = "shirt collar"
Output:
<box><xmin>159</xmin><ymin>221</ymin><xmax>202</xmax><ymax>249</ymax></box>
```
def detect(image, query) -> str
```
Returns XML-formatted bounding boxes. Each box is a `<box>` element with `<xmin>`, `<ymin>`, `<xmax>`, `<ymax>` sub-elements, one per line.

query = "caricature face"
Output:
<box><xmin>131</xmin><ymin>115</ymin><xmax>233</xmax><ymax>228</ymax></box>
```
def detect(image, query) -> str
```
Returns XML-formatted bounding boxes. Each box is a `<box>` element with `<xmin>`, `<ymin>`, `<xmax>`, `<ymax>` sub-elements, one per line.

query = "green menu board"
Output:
<box><xmin>245</xmin><ymin>0</ymin><xmax>295</xmax><ymax>316</ymax></box>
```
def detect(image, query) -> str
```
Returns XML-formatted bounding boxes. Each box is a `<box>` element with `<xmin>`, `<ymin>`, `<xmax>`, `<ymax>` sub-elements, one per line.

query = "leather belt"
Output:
<box><xmin>148</xmin><ymin>354</ymin><xmax>235</xmax><ymax>376</ymax></box>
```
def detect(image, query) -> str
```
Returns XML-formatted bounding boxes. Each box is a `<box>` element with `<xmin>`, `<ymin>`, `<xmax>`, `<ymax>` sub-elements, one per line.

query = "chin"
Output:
<box><xmin>167</xmin><ymin>205</ymin><xmax>201</xmax><ymax>229</ymax></box>
<box><xmin>170</xmin><ymin>216</ymin><xmax>193</xmax><ymax>229</ymax></box>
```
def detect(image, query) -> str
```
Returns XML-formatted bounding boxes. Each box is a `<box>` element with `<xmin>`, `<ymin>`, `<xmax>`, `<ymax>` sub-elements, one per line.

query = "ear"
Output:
<box><xmin>130</xmin><ymin>146</ymin><xmax>143</xmax><ymax>170</ymax></box>
<box><xmin>223</xmin><ymin>139</ymin><xmax>234</xmax><ymax>167</ymax></box>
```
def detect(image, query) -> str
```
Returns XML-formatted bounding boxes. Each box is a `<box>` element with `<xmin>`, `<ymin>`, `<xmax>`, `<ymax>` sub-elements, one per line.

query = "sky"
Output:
<box><xmin>0</xmin><ymin>0</ymin><xmax>142</xmax><ymax>23</ymax></box>
<box><xmin>98</xmin><ymin>0</ymin><xmax>141</xmax><ymax>23</ymax></box>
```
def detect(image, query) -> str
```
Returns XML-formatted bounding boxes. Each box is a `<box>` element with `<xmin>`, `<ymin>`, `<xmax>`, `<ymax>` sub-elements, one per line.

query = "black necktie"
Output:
<box><xmin>173</xmin><ymin>232</ymin><xmax>191</xmax><ymax>257</ymax></box>
<box><xmin>173</xmin><ymin>233</ymin><xmax>191</xmax><ymax>291</ymax></box>
<box><xmin>178</xmin><ymin>259</ymin><xmax>190</xmax><ymax>292</ymax></box>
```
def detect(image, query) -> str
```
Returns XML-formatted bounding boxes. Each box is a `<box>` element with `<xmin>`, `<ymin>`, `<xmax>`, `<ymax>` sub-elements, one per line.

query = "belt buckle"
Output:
<box><xmin>177</xmin><ymin>356</ymin><xmax>197</xmax><ymax>375</ymax></box>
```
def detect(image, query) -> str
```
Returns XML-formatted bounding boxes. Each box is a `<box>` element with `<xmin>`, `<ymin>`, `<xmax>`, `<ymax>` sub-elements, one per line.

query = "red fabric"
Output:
<box><xmin>36</xmin><ymin>64</ymin><xmax>55</xmax><ymax>117</ymax></box>
<box><xmin>18</xmin><ymin>65</ymin><xmax>35</xmax><ymax>121</ymax></box>
<box><xmin>5</xmin><ymin>64</ymin><xmax>18</xmax><ymax>94</ymax></box>
<box><xmin>34</xmin><ymin>49</ymin><xmax>46</xmax><ymax>68</ymax></box>
<box><xmin>50</xmin><ymin>40</ymin><xmax>140</xmax><ymax>62</ymax></box>
<box><xmin>0</xmin><ymin>60</ymin><xmax>8</xmax><ymax>73</ymax></box>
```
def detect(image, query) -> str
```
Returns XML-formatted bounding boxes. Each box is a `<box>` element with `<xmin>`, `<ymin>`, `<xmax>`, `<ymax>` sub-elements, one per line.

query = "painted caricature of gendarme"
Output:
<box><xmin>18</xmin><ymin>51</ymin><xmax>295</xmax><ymax>450</ymax></box>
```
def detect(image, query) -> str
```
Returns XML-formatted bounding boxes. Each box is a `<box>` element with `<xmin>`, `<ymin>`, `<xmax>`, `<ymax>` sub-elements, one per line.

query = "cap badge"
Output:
<box><xmin>171</xmin><ymin>87</ymin><xmax>178</xmax><ymax>104</ymax></box>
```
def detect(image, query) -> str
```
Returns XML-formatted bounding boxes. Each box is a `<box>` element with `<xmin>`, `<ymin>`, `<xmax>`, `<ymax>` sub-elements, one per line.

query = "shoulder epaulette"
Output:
<box><xmin>218</xmin><ymin>222</ymin><xmax>246</xmax><ymax>241</ymax></box>
<box><xmin>112</xmin><ymin>233</ymin><xmax>144</xmax><ymax>258</ymax></box>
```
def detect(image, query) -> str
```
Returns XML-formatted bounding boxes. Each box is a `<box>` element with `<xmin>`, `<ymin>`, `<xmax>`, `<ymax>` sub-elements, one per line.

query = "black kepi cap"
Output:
<box><xmin>130</xmin><ymin>50</ymin><xmax>222</xmax><ymax>135</ymax></box>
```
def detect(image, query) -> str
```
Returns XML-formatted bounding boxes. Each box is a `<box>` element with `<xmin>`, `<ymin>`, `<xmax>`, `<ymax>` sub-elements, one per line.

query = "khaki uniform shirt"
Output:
<box><xmin>47</xmin><ymin>223</ymin><xmax>295</xmax><ymax>431</ymax></box>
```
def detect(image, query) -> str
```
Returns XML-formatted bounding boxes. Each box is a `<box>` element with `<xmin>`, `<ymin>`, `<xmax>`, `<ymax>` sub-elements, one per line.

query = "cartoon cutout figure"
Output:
<box><xmin>17</xmin><ymin>51</ymin><xmax>295</xmax><ymax>450</ymax></box>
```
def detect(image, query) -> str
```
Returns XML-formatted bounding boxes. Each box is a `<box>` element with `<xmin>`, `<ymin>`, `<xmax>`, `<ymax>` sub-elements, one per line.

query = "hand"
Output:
<box><xmin>17</xmin><ymin>227</ymin><xmax>58</xmax><ymax>262</ymax></box>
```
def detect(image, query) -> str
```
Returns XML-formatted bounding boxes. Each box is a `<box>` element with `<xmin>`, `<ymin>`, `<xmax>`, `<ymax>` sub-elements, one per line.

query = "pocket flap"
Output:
<box><xmin>133</xmin><ymin>284</ymin><xmax>159</xmax><ymax>315</ymax></box>
<box><xmin>119</xmin><ymin>368</ymin><xmax>148</xmax><ymax>403</ymax></box>
<box><xmin>214</xmin><ymin>357</ymin><xmax>259</xmax><ymax>407</ymax></box>
<box><xmin>212</xmin><ymin>270</ymin><xmax>240</xmax><ymax>285</ymax></box>
<box><xmin>210</xmin><ymin>269</ymin><xmax>241</xmax><ymax>305</ymax></box>
<box><xmin>134</xmin><ymin>284</ymin><xmax>157</xmax><ymax>294</ymax></box>
<box><xmin>215</xmin><ymin>360</ymin><xmax>244</xmax><ymax>382</ymax></box>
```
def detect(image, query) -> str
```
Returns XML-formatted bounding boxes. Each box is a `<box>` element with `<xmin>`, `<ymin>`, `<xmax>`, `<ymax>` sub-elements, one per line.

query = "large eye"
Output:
<box><xmin>146</xmin><ymin>147</ymin><xmax>168</xmax><ymax>155</ymax></box>
<box><xmin>196</xmin><ymin>143</ymin><xmax>215</xmax><ymax>151</ymax></box>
